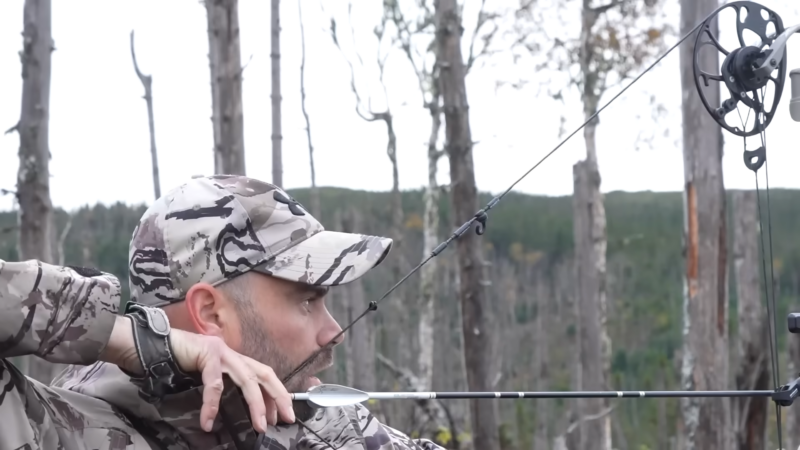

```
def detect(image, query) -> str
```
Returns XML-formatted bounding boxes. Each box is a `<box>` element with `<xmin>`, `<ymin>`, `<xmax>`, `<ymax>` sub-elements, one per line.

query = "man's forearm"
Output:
<box><xmin>0</xmin><ymin>260</ymin><xmax>122</xmax><ymax>365</ymax></box>
<box><xmin>98</xmin><ymin>315</ymin><xmax>144</xmax><ymax>376</ymax></box>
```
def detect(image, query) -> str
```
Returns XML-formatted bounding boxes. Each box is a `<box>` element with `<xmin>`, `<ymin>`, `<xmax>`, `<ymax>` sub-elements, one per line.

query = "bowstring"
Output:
<box><xmin>747</xmin><ymin>85</ymin><xmax>783</xmax><ymax>448</ymax></box>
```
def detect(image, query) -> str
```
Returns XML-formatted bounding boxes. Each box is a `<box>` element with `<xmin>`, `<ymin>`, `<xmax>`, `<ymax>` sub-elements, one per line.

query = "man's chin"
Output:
<box><xmin>299</xmin><ymin>376</ymin><xmax>322</xmax><ymax>392</ymax></box>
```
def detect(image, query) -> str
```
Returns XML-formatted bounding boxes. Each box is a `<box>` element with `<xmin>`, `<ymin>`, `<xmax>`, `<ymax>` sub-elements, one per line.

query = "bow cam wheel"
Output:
<box><xmin>693</xmin><ymin>1</ymin><xmax>787</xmax><ymax>137</ymax></box>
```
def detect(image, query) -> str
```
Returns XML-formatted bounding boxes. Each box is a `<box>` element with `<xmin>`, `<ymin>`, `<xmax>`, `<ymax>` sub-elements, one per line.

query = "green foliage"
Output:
<box><xmin>1</xmin><ymin>186</ymin><xmax>799</xmax><ymax>448</ymax></box>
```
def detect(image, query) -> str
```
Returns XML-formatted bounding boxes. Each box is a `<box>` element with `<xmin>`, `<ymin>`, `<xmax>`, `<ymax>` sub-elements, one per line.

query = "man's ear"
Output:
<box><xmin>184</xmin><ymin>283</ymin><xmax>232</xmax><ymax>338</ymax></box>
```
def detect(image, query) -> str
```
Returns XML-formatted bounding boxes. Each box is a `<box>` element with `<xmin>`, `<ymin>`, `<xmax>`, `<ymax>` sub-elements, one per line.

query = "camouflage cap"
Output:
<box><xmin>128</xmin><ymin>175</ymin><xmax>393</xmax><ymax>307</ymax></box>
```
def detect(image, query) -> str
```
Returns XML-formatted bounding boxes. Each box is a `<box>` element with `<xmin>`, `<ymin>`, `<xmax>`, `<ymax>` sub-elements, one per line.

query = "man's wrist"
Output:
<box><xmin>99</xmin><ymin>315</ymin><xmax>144</xmax><ymax>375</ymax></box>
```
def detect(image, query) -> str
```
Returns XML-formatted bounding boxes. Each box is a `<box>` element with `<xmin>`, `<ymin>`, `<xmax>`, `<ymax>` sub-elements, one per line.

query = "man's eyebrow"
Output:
<box><xmin>296</xmin><ymin>285</ymin><xmax>329</xmax><ymax>298</ymax></box>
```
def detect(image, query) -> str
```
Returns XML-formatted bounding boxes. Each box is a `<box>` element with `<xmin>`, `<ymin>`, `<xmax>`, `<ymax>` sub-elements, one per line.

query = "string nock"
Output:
<box><xmin>772</xmin><ymin>376</ymin><xmax>800</xmax><ymax>407</ymax></box>
<box><xmin>367</xmin><ymin>301</ymin><xmax>378</xmax><ymax>311</ymax></box>
<box><xmin>474</xmin><ymin>211</ymin><xmax>488</xmax><ymax>235</ymax></box>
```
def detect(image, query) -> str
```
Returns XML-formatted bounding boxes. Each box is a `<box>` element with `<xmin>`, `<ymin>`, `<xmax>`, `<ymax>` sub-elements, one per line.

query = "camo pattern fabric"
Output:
<box><xmin>128</xmin><ymin>175</ymin><xmax>393</xmax><ymax>307</ymax></box>
<box><xmin>0</xmin><ymin>258</ymin><xmax>144</xmax><ymax>450</ymax></box>
<box><xmin>56</xmin><ymin>361</ymin><xmax>446</xmax><ymax>450</ymax></box>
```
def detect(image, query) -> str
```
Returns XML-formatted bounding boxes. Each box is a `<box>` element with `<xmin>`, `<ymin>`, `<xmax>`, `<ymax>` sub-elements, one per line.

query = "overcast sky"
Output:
<box><xmin>1</xmin><ymin>0</ymin><xmax>799</xmax><ymax>213</ymax></box>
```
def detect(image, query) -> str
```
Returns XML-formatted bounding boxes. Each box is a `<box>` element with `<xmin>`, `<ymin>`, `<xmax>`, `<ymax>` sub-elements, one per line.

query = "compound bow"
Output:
<box><xmin>270</xmin><ymin>1</ymin><xmax>800</xmax><ymax>449</ymax></box>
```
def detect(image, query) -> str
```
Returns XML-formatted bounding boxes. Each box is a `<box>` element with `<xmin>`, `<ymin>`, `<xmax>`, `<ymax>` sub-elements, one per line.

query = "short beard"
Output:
<box><xmin>235</xmin><ymin>301</ymin><xmax>331</xmax><ymax>422</ymax></box>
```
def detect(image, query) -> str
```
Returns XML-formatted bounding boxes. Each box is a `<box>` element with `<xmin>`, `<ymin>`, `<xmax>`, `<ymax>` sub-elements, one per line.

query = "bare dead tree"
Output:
<box><xmin>731</xmin><ymin>190</ymin><xmax>769</xmax><ymax>450</ymax></box>
<box><xmin>678</xmin><ymin>0</ymin><xmax>729</xmax><ymax>448</ymax></box>
<box><xmin>298</xmin><ymin>1</ymin><xmax>319</xmax><ymax>217</ymax></box>
<box><xmin>327</xmin><ymin>8</ymin><xmax>405</xmax><ymax>272</ymax></box>
<box><xmin>326</xmin><ymin>5</ymin><xmax>413</xmax><ymax>372</ymax></box>
<box><xmin>205</xmin><ymin>0</ymin><xmax>246</xmax><ymax>175</ymax></box>
<box><xmin>435</xmin><ymin>0</ymin><xmax>499</xmax><ymax>448</ymax></box>
<box><xmin>129</xmin><ymin>30</ymin><xmax>161</xmax><ymax>200</ymax></box>
<box><xmin>8</xmin><ymin>0</ymin><xmax>57</xmax><ymax>385</ymax></box>
<box><xmin>271</xmin><ymin>0</ymin><xmax>282</xmax><ymax>187</ymax></box>
<box><xmin>383</xmin><ymin>0</ymin><xmax>499</xmax><ymax>415</ymax></box>
<box><xmin>514</xmin><ymin>3</ymin><xmax>669</xmax><ymax>448</ymax></box>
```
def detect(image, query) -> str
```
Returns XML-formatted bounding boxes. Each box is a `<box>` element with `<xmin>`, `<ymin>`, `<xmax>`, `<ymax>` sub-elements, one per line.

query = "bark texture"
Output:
<box><xmin>419</xmin><ymin>80</ymin><xmax>442</xmax><ymax>394</ymax></box>
<box><xmin>732</xmin><ymin>190</ymin><xmax>769</xmax><ymax>450</ymax></box>
<box><xmin>270</xmin><ymin>0</ymin><xmax>282</xmax><ymax>187</ymax></box>
<box><xmin>14</xmin><ymin>0</ymin><xmax>57</xmax><ymax>385</ymax></box>
<box><xmin>435</xmin><ymin>0</ymin><xmax>499</xmax><ymax>448</ymax></box>
<box><xmin>205</xmin><ymin>0</ymin><xmax>246</xmax><ymax>175</ymax></box>
<box><xmin>129</xmin><ymin>30</ymin><xmax>161</xmax><ymax>200</ymax></box>
<box><xmin>572</xmin><ymin>157</ymin><xmax>610</xmax><ymax>450</ymax></box>
<box><xmin>570</xmin><ymin>1</ymin><xmax>612</xmax><ymax>448</ymax></box>
<box><xmin>679</xmin><ymin>1</ymin><xmax>729</xmax><ymax>448</ymax></box>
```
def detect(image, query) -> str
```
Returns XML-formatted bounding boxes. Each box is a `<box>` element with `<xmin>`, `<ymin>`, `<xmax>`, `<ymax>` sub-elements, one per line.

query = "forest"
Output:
<box><xmin>2</xmin><ymin>0</ymin><xmax>800</xmax><ymax>449</ymax></box>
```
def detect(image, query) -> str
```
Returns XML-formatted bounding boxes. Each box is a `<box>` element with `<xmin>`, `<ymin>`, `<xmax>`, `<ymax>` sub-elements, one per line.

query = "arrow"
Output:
<box><xmin>291</xmin><ymin>384</ymin><xmax>781</xmax><ymax>409</ymax></box>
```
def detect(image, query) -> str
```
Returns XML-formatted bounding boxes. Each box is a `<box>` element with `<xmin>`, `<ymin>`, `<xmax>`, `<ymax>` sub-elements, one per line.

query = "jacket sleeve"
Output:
<box><xmin>0</xmin><ymin>259</ymin><xmax>122</xmax><ymax>365</ymax></box>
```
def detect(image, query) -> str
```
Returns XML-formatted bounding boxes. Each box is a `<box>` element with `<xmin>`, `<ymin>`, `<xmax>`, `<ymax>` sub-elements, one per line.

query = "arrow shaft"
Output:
<box><xmin>292</xmin><ymin>389</ymin><xmax>775</xmax><ymax>401</ymax></box>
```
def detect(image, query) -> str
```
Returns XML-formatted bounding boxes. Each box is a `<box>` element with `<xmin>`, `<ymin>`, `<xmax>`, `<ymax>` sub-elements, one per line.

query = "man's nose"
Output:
<box><xmin>318</xmin><ymin>309</ymin><xmax>345</xmax><ymax>347</ymax></box>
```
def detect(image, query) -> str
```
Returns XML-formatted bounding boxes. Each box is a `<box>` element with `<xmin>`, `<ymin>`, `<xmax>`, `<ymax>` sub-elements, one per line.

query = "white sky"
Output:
<box><xmin>1</xmin><ymin>0</ymin><xmax>800</xmax><ymax>213</ymax></box>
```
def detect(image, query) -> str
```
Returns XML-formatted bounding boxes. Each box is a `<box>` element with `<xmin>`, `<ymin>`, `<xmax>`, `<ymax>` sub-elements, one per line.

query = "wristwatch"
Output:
<box><xmin>123</xmin><ymin>302</ymin><xmax>199</xmax><ymax>401</ymax></box>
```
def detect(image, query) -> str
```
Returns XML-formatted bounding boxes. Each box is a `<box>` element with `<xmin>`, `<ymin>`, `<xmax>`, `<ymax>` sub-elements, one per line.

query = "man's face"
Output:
<box><xmin>229</xmin><ymin>273</ymin><xmax>342</xmax><ymax>396</ymax></box>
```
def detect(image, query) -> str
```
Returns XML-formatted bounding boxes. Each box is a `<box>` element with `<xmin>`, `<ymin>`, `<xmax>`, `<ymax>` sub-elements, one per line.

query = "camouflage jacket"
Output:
<box><xmin>0</xmin><ymin>259</ymin><xmax>444</xmax><ymax>450</ymax></box>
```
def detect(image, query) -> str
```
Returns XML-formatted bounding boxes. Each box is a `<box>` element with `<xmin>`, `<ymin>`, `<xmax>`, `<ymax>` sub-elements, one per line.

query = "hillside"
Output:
<box><xmin>2</xmin><ymin>186</ymin><xmax>799</xmax><ymax>449</ymax></box>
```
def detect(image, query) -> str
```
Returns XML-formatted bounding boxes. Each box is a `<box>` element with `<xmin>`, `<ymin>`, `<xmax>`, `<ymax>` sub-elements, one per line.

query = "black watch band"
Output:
<box><xmin>123</xmin><ymin>302</ymin><xmax>198</xmax><ymax>401</ymax></box>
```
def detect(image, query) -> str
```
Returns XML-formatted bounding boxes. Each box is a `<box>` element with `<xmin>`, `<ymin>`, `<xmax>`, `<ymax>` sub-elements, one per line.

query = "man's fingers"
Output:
<box><xmin>264</xmin><ymin>396</ymin><xmax>278</xmax><ymax>426</ymax></box>
<box><xmin>221</xmin><ymin>351</ymin><xmax>270</xmax><ymax>431</ymax></box>
<box><xmin>199</xmin><ymin>352</ymin><xmax>224</xmax><ymax>432</ymax></box>
<box><xmin>245</xmin><ymin>359</ymin><xmax>295</xmax><ymax>424</ymax></box>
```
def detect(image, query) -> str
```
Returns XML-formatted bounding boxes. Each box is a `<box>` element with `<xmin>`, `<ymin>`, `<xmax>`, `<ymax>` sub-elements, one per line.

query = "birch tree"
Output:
<box><xmin>7</xmin><ymin>0</ymin><xmax>57</xmax><ymax>384</ymax></box>
<box><xmin>435</xmin><ymin>0</ymin><xmax>499</xmax><ymax>448</ymax></box>
<box><xmin>678</xmin><ymin>0</ymin><xmax>729</xmax><ymax>448</ymax></box>
<box><xmin>382</xmin><ymin>0</ymin><xmax>498</xmax><ymax>408</ymax></box>
<box><xmin>129</xmin><ymin>30</ymin><xmax>161</xmax><ymax>200</ymax></box>
<box><xmin>205</xmin><ymin>0</ymin><xmax>246</xmax><ymax>175</ymax></box>
<box><xmin>514</xmin><ymin>2</ymin><xmax>668</xmax><ymax>448</ymax></box>
<box><xmin>271</xmin><ymin>0</ymin><xmax>282</xmax><ymax>187</ymax></box>
<box><xmin>731</xmin><ymin>189</ymin><xmax>769</xmax><ymax>450</ymax></box>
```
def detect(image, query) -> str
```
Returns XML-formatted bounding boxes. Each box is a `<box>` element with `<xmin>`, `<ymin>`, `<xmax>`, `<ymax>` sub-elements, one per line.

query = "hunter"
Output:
<box><xmin>0</xmin><ymin>175</ymin><xmax>443</xmax><ymax>449</ymax></box>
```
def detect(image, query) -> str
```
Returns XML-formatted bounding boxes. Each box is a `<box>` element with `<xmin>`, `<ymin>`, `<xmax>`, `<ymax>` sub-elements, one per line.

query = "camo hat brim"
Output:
<box><xmin>251</xmin><ymin>229</ymin><xmax>392</xmax><ymax>286</ymax></box>
<box><xmin>128</xmin><ymin>175</ymin><xmax>393</xmax><ymax>307</ymax></box>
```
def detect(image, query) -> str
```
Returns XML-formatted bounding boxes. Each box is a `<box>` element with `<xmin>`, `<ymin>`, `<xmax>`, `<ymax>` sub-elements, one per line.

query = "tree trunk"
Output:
<box><xmin>435</xmin><ymin>1</ymin><xmax>499</xmax><ymax>449</ymax></box>
<box><xmin>205</xmin><ymin>0</ymin><xmax>246</xmax><ymax>175</ymax></box>
<box><xmin>679</xmin><ymin>1</ymin><xmax>730</xmax><ymax>448</ymax></box>
<box><xmin>129</xmin><ymin>30</ymin><xmax>161</xmax><ymax>200</ymax></box>
<box><xmin>14</xmin><ymin>0</ymin><xmax>57</xmax><ymax>385</ymax></box>
<box><xmin>419</xmin><ymin>80</ymin><xmax>442</xmax><ymax>394</ymax></box>
<box><xmin>297</xmin><ymin>0</ymin><xmax>318</xmax><ymax>217</ymax></box>
<box><xmin>572</xmin><ymin>157</ymin><xmax>610</xmax><ymax>450</ymax></box>
<box><xmin>573</xmin><ymin>2</ymin><xmax>612</xmax><ymax>446</ymax></box>
<box><xmin>270</xmin><ymin>0</ymin><xmax>282</xmax><ymax>187</ymax></box>
<box><xmin>732</xmin><ymin>190</ymin><xmax>769</xmax><ymax>450</ymax></box>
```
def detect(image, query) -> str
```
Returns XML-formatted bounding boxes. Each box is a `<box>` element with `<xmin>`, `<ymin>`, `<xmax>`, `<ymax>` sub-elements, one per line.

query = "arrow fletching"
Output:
<box><xmin>293</xmin><ymin>384</ymin><xmax>370</xmax><ymax>408</ymax></box>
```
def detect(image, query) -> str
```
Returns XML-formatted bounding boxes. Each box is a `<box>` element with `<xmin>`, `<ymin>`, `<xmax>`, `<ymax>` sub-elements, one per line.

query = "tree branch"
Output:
<box><xmin>4</xmin><ymin>123</ymin><xmax>19</xmax><ymax>135</ymax></box>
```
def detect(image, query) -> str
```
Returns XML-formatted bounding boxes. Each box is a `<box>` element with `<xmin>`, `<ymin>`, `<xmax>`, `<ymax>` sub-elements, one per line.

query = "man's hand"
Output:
<box><xmin>100</xmin><ymin>316</ymin><xmax>295</xmax><ymax>433</ymax></box>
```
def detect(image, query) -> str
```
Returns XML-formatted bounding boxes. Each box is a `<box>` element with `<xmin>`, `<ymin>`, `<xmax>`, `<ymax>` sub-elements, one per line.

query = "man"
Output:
<box><xmin>0</xmin><ymin>175</ymin><xmax>443</xmax><ymax>449</ymax></box>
